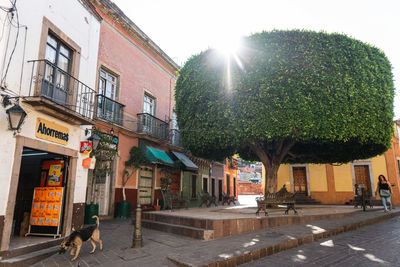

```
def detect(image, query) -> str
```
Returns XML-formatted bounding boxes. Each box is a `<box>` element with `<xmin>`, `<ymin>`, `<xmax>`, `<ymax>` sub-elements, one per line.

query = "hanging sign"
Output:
<box><xmin>82</xmin><ymin>156</ymin><xmax>96</xmax><ymax>169</ymax></box>
<box><xmin>80</xmin><ymin>141</ymin><xmax>92</xmax><ymax>155</ymax></box>
<box><xmin>35</xmin><ymin>118</ymin><xmax>69</xmax><ymax>145</ymax></box>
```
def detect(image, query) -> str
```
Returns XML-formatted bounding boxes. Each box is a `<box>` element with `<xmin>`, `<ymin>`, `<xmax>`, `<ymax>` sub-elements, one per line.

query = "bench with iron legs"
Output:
<box><xmin>199</xmin><ymin>191</ymin><xmax>218</xmax><ymax>207</ymax></box>
<box><xmin>222</xmin><ymin>193</ymin><xmax>236</xmax><ymax>205</ymax></box>
<box><xmin>161</xmin><ymin>189</ymin><xmax>189</xmax><ymax>211</ymax></box>
<box><xmin>353</xmin><ymin>184</ymin><xmax>373</xmax><ymax>211</ymax></box>
<box><xmin>256</xmin><ymin>185</ymin><xmax>297</xmax><ymax>216</ymax></box>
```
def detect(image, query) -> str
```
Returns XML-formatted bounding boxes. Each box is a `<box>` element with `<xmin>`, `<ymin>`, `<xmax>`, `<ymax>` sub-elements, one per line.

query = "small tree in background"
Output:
<box><xmin>90</xmin><ymin>130</ymin><xmax>118</xmax><ymax>204</ymax></box>
<box><xmin>175</xmin><ymin>30</ymin><xmax>395</xmax><ymax>194</ymax></box>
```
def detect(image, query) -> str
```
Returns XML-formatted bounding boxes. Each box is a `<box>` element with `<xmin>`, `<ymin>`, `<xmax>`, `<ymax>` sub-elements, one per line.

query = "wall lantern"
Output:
<box><xmin>87</xmin><ymin>133</ymin><xmax>101</xmax><ymax>150</ymax></box>
<box><xmin>6</xmin><ymin>103</ymin><xmax>27</xmax><ymax>132</ymax></box>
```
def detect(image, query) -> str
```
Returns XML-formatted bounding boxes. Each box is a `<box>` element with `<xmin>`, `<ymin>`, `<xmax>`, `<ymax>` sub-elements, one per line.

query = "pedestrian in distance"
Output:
<box><xmin>376</xmin><ymin>174</ymin><xmax>392</xmax><ymax>212</ymax></box>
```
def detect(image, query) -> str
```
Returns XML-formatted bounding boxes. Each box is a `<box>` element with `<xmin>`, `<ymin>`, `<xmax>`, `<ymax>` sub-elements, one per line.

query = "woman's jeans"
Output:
<box><xmin>381</xmin><ymin>195</ymin><xmax>392</xmax><ymax>211</ymax></box>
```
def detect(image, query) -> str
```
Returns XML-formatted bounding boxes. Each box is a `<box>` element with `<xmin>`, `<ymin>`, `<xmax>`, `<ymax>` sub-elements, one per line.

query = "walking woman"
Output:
<box><xmin>376</xmin><ymin>174</ymin><xmax>392</xmax><ymax>212</ymax></box>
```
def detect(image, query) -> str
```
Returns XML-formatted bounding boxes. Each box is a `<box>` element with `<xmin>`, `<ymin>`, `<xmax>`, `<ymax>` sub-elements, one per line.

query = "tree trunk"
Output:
<box><xmin>122</xmin><ymin>186</ymin><xmax>126</xmax><ymax>202</ymax></box>
<box><xmin>263</xmin><ymin>162</ymin><xmax>279</xmax><ymax>194</ymax></box>
<box><xmin>249</xmin><ymin>140</ymin><xmax>295</xmax><ymax>195</ymax></box>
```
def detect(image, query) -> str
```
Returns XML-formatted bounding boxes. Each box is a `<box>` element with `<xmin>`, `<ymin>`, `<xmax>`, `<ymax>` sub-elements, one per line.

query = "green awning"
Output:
<box><xmin>146</xmin><ymin>146</ymin><xmax>174</xmax><ymax>166</ymax></box>
<box><xmin>171</xmin><ymin>151</ymin><xmax>198</xmax><ymax>171</ymax></box>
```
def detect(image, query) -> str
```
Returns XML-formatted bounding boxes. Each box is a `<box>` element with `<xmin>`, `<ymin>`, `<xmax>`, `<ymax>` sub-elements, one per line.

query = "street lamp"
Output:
<box><xmin>6</xmin><ymin>103</ymin><xmax>27</xmax><ymax>132</ymax></box>
<box><xmin>87</xmin><ymin>133</ymin><xmax>101</xmax><ymax>150</ymax></box>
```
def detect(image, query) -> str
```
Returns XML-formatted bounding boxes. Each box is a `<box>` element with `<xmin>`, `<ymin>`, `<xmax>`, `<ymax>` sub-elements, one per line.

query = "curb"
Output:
<box><xmin>168</xmin><ymin>211</ymin><xmax>400</xmax><ymax>267</ymax></box>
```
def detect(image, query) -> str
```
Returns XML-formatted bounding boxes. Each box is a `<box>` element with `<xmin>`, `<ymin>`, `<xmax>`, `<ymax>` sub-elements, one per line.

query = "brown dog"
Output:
<box><xmin>59</xmin><ymin>215</ymin><xmax>102</xmax><ymax>261</ymax></box>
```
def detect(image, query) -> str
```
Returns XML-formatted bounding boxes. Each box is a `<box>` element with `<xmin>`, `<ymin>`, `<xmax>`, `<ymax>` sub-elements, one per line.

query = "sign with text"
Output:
<box><xmin>35</xmin><ymin>118</ymin><xmax>69</xmax><ymax>145</ymax></box>
<box><xmin>80</xmin><ymin>141</ymin><xmax>92</xmax><ymax>155</ymax></box>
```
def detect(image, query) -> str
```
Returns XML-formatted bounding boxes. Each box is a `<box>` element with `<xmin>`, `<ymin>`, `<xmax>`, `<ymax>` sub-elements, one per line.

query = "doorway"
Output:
<box><xmin>354</xmin><ymin>165</ymin><xmax>371</xmax><ymax>196</ymax></box>
<box><xmin>293</xmin><ymin>167</ymin><xmax>307</xmax><ymax>194</ymax></box>
<box><xmin>138</xmin><ymin>167</ymin><xmax>153</xmax><ymax>205</ymax></box>
<box><xmin>12</xmin><ymin>147</ymin><xmax>68</xmax><ymax>242</ymax></box>
<box><xmin>211</xmin><ymin>178</ymin><xmax>216</xmax><ymax>197</ymax></box>
<box><xmin>226</xmin><ymin>174</ymin><xmax>230</xmax><ymax>195</ymax></box>
<box><xmin>218</xmin><ymin>180</ymin><xmax>223</xmax><ymax>201</ymax></box>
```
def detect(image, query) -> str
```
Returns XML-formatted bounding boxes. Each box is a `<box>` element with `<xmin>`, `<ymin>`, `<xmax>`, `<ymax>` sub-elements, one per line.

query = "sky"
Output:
<box><xmin>113</xmin><ymin>0</ymin><xmax>400</xmax><ymax>118</ymax></box>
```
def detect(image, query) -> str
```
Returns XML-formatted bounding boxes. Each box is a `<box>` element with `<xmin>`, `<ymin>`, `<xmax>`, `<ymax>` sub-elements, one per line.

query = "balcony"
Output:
<box><xmin>25</xmin><ymin>59</ymin><xmax>96</xmax><ymax>125</ymax></box>
<box><xmin>137</xmin><ymin>113</ymin><xmax>169</xmax><ymax>141</ymax></box>
<box><xmin>96</xmin><ymin>94</ymin><xmax>124</xmax><ymax>126</ymax></box>
<box><xmin>170</xmin><ymin>129</ymin><xmax>182</xmax><ymax>147</ymax></box>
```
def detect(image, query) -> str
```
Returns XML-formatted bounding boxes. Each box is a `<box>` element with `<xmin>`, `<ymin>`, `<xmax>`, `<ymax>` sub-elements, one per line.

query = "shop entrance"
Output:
<box><xmin>12</xmin><ymin>147</ymin><xmax>68</xmax><ymax>243</ymax></box>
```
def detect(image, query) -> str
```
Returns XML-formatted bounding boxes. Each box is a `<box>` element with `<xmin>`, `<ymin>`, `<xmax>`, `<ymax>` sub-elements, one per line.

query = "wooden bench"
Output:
<box><xmin>222</xmin><ymin>193</ymin><xmax>236</xmax><ymax>205</ymax></box>
<box><xmin>256</xmin><ymin>185</ymin><xmax>297</xmax><ymax>216</ymax></box>
<box><xmin>161</xmin><ymin>189</ymin><xmax>189</xmax><ymax>211</ymax></box>
<box><xmin>199</xmin><ymin>191</ymin><xmax>218</xmax><ymax>207</ymax></box>
<box><xmin>353</xmin><ymin>184</ymin><xmax>373</xmax><ymax>211</ymax></box>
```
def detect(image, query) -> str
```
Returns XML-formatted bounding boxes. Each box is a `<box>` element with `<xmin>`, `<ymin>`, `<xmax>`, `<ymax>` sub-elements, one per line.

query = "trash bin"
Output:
<box><xmin>116</xmin><ymin>201</ymin><xmax>131</xmax><ymax>218</ymax></box>
<box><xmin>84</xmin><ymin>203</ymin><xmax>99</xmax><ymax>224</ymax></box>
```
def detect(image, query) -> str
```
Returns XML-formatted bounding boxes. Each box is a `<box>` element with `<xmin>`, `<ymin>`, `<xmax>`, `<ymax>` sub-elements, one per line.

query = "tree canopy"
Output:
<box><xmin>175</xmin><ymin>30</ymin><xmax>394</xmax><ymax>192</ymax></box>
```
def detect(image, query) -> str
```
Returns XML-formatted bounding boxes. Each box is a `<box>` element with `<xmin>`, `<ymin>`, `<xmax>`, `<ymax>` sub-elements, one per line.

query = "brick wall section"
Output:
<box><xmin>238</xmin><ymin>181</ymin><xmax>262</xmax><ymax>195</ymax></box>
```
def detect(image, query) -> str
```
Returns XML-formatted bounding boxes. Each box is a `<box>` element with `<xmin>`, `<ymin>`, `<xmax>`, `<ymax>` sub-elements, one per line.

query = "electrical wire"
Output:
<box><xmin>1</xmin><ymin>0</ymin><xmax>19</xmax><ymax>86</ymax></box>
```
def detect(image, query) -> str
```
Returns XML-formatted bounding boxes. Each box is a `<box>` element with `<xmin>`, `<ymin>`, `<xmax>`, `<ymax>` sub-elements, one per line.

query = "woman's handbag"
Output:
<box><xmin>380</xmin><ymin>189</ymin><xmax>391</xmax><ymax>197</ymax></box>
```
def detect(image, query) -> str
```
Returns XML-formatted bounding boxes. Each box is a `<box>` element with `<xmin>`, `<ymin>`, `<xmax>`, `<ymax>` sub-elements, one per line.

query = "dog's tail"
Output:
<box><xmin>92</xmin><ymin>215</ymin><xmax>99</xmax><ymax>228</ymax></box>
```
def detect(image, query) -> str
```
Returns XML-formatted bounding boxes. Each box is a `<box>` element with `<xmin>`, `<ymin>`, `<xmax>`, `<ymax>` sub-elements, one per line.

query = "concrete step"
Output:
<box><xmin>143</xmin><ymin>212</ymin><xmax>210</xmax><ymax>230</ymax></box>
<box><xmin>141</xmin><ymin>219</ymin><xmax>213</xmax><ymax>240</ymax></box>
<box><xmin>0</xmin><ymin>246</ymin><xmax>58</xmax><ymax>267</ymax></box>
<box><xmin>0</xmin><ymin>239</ymin><xmax>61</xmax><ymax>260</ymax></box>
<box><xmin>142</xmin><ymin>211</ymin><xmax>359</xmax><ymax>240</ymax></box>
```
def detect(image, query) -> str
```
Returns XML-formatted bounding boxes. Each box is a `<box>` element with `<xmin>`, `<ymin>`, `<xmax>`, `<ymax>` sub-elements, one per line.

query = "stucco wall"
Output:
<box><xmin>333</xmin><ymin>164</ymin><xmax>353</xmax><ymax>192</ymax></box>
<box><xmin>309</xmin><ymin>164</ymin><xmax>328</xmax><ymax>192</ymax></box>
<box><xmin>96</xmin><ymin>12</ymin><xmax>176</xmax><ymax>122</ymax></box>
<box><xmin>0</xmin><ymin>0</ymin><xmax>100</xmax><ymax>214</ymax></box>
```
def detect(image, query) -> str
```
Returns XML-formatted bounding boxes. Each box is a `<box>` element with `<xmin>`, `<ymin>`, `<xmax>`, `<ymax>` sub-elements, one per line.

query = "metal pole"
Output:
<box><xmin>132</xmin><ymin>203</ymin><xmax>142</xmax><ymax>248</ymax></box>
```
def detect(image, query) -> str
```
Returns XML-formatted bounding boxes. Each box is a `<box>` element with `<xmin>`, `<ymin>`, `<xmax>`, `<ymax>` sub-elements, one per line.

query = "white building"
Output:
<box><xmin>0</xmin><ymin>0</ymin><xmax>100</xmax><ymax>252</ymax></box>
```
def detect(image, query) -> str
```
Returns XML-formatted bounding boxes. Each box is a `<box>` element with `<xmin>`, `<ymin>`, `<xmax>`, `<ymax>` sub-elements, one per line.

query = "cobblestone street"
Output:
<box><xmin>31</xmin><ymin>205</ymin><xmax>400</xmax><ymax>267</ymax></box>
<box><xmin>244</xmin><ymin>216</ymin><xmax>400</xmax><ymax>266</ymax></box>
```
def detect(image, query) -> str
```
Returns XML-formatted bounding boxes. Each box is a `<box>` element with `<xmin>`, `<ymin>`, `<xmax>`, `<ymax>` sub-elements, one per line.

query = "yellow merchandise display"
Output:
<box><xmin>27</xmin><ymin>187</ymin><xmax>64</xmax><ymax>238</ymax></box>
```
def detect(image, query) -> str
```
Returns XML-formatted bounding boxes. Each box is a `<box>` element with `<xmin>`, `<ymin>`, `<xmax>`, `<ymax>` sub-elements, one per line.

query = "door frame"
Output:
<box><xmin>290</xmin><ymin>164</ymin><xmax>310</xmax><ymax>196</ymax></box>
<box><xmin>3</xmin><ymin>136</ymin><xmax>78</xmax><ymax>251</ymax></box>
<box><xmin>351</xmin><ymin>161</ymin><xmax>374</xmax><ymax>197</ymax></box>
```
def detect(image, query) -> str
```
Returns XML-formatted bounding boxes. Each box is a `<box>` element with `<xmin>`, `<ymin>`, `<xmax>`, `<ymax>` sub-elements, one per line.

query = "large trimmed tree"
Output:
<box><xmin>175</xmin><ymin>30</ymin><xmax>394</xmax><ymax>194</ymax></box>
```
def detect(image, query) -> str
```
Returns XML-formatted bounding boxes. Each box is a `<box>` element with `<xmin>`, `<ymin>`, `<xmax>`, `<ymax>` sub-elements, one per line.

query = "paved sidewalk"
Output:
<box><xmin>33</xmin><ymin>207</ymin><xmax>400</xmax><ymax>267</ymax></box>
<box><xmin>243</xmin><ymin>216</ymin><xmax>400</xmax><ymax>266</ymax></box>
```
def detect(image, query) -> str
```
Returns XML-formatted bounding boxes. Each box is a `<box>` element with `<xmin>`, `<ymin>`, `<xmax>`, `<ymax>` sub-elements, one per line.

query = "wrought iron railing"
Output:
<box><xmin>96</xmin><ymin>94</ymin><xmax>124</xmax><ymax>126</ymax></box>
<box><xmin>137</xmin><ymin>113</ymin><xmax>169</xmax><ymax>141</ymax></box>
<box><xmin>28</xmin><ymin>59</ymin><xmax>96</xmax><ymax>120</ymax></box>
<box><xmin>170</xmin><ymin>129</ymin><xmax>182</xmax><ymax>147</ymax></box>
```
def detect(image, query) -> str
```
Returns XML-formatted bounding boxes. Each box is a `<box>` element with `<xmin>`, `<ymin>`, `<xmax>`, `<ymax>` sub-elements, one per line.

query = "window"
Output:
<box><xmin>97</xmin><ymin>69</ymin><xmax>121</xmax><ymax>123</ymax></box>
<box><xmin>226</xmin><ymin>174</ymin><xmax>230</xmax><ymax>195</ymax></box>
<box><xmin>397</xmin><ymin>159</ymin><xmax>400</xmax><ymax>179</ymax></box>
<box><xmin>203</xmin><ymin>177</ymin><xmax>208</xmax><ymax>193</ymax></box>
<box><xmin>191</xmin><ymin>175</ymin><xmax>197</xmax><ymax>199</ymax></box>
<box><xmin>233</xmin><ymin>177</ymin><xmax>236</xmax><ymax>197</ymax></box>
<box><xmin>143</xmin><ymin>94</ymin><xmax>155</xmax><ymax>115</ymax></box>
<box><xmin>99</xmin><ymin>69</ymin><xmax>118</xmax><ymax>100</ymax></box>
<box><xmin>43</xmin><ymin>34</ymin><xmax>72</xmax><ymax>104</ymax></box>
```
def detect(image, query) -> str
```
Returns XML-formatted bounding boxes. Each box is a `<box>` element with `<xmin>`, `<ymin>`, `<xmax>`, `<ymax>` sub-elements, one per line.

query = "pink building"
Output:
<box><xmin>89</xmin><ymin>0</ymin><xmax>181</xmax><ymax>216</ymax></box>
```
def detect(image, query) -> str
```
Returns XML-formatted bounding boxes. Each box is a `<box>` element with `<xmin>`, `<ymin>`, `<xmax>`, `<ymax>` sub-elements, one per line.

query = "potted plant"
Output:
<box><xmin>116</xmin><ymin>146</ymin><xmax>149</xmax><ymax>218</ymax></box>
<box><xmin>154</xmin><ymin>199</ymin><xmax>161</xmax><ymax>211</ymax></box>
